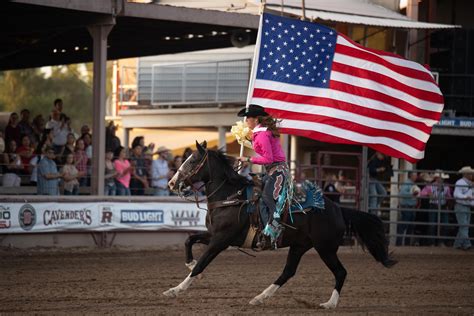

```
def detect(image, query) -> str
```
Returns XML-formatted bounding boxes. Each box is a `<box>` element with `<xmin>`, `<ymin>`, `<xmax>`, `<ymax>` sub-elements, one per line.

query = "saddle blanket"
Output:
<box><xmin>245</xmin><ymin>180</ymin><xmax>325</xmax><ymax>214</ymax></box>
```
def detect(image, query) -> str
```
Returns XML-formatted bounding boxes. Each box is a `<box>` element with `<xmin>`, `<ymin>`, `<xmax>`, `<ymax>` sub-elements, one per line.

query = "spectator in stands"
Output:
<box><xmin>143</xmin><ymin>148</ymin><xmax>153</xmax><ymax>184</ymax></box>
<box><xmin>46</xmin><ymin>110</ymin><xmax>62</xmax><ymax>151</ymax></box>
<box><xmin>151</xmin><ymin>146</ymin><xmax>172</xmax><ymax>196</ymax></box>
<box><xmin>129</xmin><ymin>143</ymin><xmax>148</xmax><ymax>195</ymax></box>
<box><xmin>61</xmin><ymin>133</ymin><xmax>76</xmax><ymax>164</ymax></box>
<box><xmin>104</xmin><ymin>149</ymin><xmax>117</xmax><ymax>195</ymax></box>
<box><xmin>37</xmin><ymin>145</ymin><xmax>61</xmax><ymax>195</ymax></box>
<box><xmin>182</xmin><ymin>147</ymin><xmax>193</xmax><ymax>161</ymax></box>
<box><xmin>16</xmin><ymin>134</ymin><xmax>35</xmax><ymax>176</ymax></box>
<box><xmin>324</xmin><ymin>173</ymin><xmax>341</xmax><ymax>203</ymax></box>
<box><xmin>80</xmin><ymin>125</ymin><xmax>90</xmax><ymax>139</ymax></box>
<box><xmin>18</xmin><ymin>109</ymin><xmax>34</xmax><ymax>139</ymax></box>
<box><xmin>113</xmin><ymin>146</ymin><xmax>132</xmax><ymax>196</ymax></box>
<box><xmin>105</xmin><ymin>121</ymin><xmax>121</xmax><ymax>154</ymax></box>
<box><xmin>82</xmin><ymin>133</ymin><xmax>93</xmax><ymax>158</ymax></box>
<box><xmin>74</xmin><ymin>138</ymin><xmax>88</xmax><ymax>187</ymax></box>
<box><xmin>4</xmin><ymin>112</ymin><xmax>21</xmax><ymax>147</ymax></box>
<box><xmin>396</xmin><ymin>171</ymin><xmax>420</xmax><ymax>246</ymax></box>
<box><xmin>131</xmin><ymin>136</ymin><xmax>143</xmax><ymax>152</ymax></box>
<box><xmin>40</xmin><ymin>128</ymin><xmax>54</xmax><ymax>148</ymax></box>
<box><xmin>1</xmin><ymin>140</ymin><xmax>23</xmax><ymax>187</ymax></box>
<box><xmin>81</xmin><ymin>133</ymin><xmax>93</xmax><ymax>186</ymax></box>
<box><xmin>61</xmin><ymin>153</ymin><xmax>80</xmax><ymax>195</ymax></box>
<box><xmin>334</xmin><ymin>170</ymin><xmax>347</xmax><ymax>196</ymax></box>
<box><xmin>171</xmin><ymin>155</ymin><xmax>183</xmax><ymax>173</ymax></box>
<box><xmin>29</xmin><ymin>142</ymin><xmax>45</xmax><ymax>186</ymax></box>
<box><xmin>420</xmin><ymin>171</ymin><xmax>452</xmax><ymax>246</ymax></box>
<box><xmin>54</xmin><ymin>98</ymin><xmax>64</xmax><ymax>114</ymax></box>
<box><xmin>453</xmin><ymin>166</ymin><xmax>473</xmax><ymax>250</ymax></box>
<box><xmin>31</xmin><ymin>114</ymin><xmax>46</xmax><ymax>144</ymax></box>
<box><xmin>50</xmin><ymin>113</ymin><xmax>69</xmax><ymax>155</ymax></box>
<box><xmin>45</xmin><ymin>109</ymin><xmax>60</xmax><ymax>130</ymax></box>
<box><xmin>368</xmin><ymin>151</ymin><xmax>393</xmax><ymax>216</ymax></box>
<box><xmin>131</xmin><ymin>136</ymin><xmax>155</xmax><ymax>154</ymax></box>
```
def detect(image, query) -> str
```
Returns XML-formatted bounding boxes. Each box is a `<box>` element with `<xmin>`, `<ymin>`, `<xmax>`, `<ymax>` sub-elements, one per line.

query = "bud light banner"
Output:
<box><xmin>0</xmin><ymin>202</ymin><xmax>206</xmax><ymax>234</ymax></box>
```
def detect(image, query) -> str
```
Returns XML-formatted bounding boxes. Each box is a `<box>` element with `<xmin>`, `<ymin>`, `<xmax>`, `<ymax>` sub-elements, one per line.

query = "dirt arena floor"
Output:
<box><xmin>1</xmin><ymin>246</ymin><xmax>474</xmax><ymax>315</ymax></box>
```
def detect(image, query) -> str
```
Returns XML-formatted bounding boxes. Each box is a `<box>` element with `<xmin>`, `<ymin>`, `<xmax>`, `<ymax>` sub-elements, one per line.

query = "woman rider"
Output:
<box><xmin>236</xmin><ymin>104</ymin><xmax>290</xmax><ymax>250</ymax></box>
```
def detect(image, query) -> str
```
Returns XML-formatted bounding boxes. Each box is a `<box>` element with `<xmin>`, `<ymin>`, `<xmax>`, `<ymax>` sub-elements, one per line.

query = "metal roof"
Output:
<box><xmin>267</xmin><ymin>5</ymin><xmax>460</xmax><ymax>29</ymax></box>
<box><xmin>266</xmin><ymin>0</ymin><xmax>408</xmax><ymax>20</ymax></box>
<box><xmin>156</xmin><ymin>0</ymin><xmax>460</xmax><ymax>29</ymax></box>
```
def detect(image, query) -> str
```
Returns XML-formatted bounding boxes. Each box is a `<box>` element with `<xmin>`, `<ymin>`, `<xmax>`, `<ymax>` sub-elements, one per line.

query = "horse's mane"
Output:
<box><xmin>209</xmin><ymin>149</ymin><xmax>251</xmax><ymax>186</ymax></box>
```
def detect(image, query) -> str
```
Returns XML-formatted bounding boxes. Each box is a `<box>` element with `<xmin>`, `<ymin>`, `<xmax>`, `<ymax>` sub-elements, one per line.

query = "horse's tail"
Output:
<box><xmin>341</xmin><ymin>207</ymin><xmax>397</xmax><ymax>268</ymax></box>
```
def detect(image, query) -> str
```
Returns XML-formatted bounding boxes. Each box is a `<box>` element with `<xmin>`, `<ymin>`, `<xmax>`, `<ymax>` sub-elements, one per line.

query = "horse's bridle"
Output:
<box><xmin>176</xmin><ymin>149</ymin><xmax>227</xmax><ymax>210</ymax></box>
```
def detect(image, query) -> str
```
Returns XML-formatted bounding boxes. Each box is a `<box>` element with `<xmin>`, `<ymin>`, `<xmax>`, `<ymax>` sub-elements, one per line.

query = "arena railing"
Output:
<box><xmin>367</xmin><ymin>168</ymin><xmax>474</xmax><ymax>247</ymax></box>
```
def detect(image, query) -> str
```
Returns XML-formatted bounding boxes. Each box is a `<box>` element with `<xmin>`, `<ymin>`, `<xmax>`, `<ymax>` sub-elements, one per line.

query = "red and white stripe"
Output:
<box><xmin>249</xmin><ymin>33</ymin><xmax>444</xmax><ymax>162</ymax></box>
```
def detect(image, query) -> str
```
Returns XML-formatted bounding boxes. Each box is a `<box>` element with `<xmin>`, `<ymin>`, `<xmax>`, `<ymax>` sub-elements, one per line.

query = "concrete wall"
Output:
<box><xmin>0</xmin><ymin>231</ymin><xmax>192</xmax><ymax>249</ymax></box>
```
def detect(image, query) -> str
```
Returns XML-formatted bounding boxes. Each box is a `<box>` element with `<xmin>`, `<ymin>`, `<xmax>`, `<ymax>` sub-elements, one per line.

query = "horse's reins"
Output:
<box><xmin>176</xmin><ymin>149</ymin><xmax>227</xmax><ymax>211</ymax></box>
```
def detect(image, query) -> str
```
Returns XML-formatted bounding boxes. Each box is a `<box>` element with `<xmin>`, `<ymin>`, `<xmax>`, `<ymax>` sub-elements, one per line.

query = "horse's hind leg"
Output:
<box><xmin>185</xmin><ymin>232</ymin><xmax>211</xmax><ymax>270</ymax></box>
<box><xmin>315</xmin><ymin>247</ymin><xmax>347</xmax><ymax>309</ymax></box>
<box><xmin>250</xmin><ymin>243</ymin><xmax>311</xmax><ymax>305</ymax></box>
<box><xmin>163</xmin><ymin>237</ymin><xmax>229</xmax><ymax>298</ymax></box>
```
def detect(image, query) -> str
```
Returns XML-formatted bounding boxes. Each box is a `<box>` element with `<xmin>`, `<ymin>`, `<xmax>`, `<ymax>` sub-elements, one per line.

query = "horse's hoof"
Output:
<box><xmin>249</xmin><ymin>297</ymin><xmax>263</xmax><ymax>305</ymax></box>
<box><xmin>319</xmin><ymin>290</ymin><xmax>339</xmax><ymax>309</ymax></box>
<box><xmin>163</xmin><ymin>288</ymin><xmax>179</xmax><ymax>298</ymax></box>
<box><xmin>319</xmin><ymin>302</ymin><xmax>337</xmax><ymax>309</ymax></box>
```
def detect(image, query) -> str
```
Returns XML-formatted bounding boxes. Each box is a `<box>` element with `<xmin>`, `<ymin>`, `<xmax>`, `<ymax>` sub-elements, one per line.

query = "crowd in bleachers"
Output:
<box><xmin>0</xmin><ymin>99</ymin><xmax>192</xmax><ymax>196</ymax></box>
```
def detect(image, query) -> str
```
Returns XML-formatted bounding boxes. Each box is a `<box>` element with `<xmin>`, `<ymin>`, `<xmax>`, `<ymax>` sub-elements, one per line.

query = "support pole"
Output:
<box><xmin>88</xmin><ymin>22</ymin><xmax>114</xmax><ymax>195</ymax></box>
<box><xmin>406</xmin><ymin>0</ymin><xmax>419</xmax><ymax>61</ymax></box>
<box><xmin>301</xmin><ymin>0</ymin><xmax>306</xmax><ymax>20</ymax></box>
<box><xmin>218</xmin><ymin>126</ymin><xmax>227</xmax><ymax>151</ymax></box>
<box><xmin>122</xmin><ymin>127</ymin><xmax>130</xmax><ymax>150</ymax></box>
<box><xmin>389</xmin><ymin>157</ymin><xmax>400</xmax><ymax>246</ymax></box>
<box><xmin>361</xmin><ymin>146</ymin><xmax>368</xmax><ymax>212</ymax></box>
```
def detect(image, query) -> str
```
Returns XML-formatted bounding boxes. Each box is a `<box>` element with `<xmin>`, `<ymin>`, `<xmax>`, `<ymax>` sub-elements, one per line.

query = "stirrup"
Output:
<box><xmin>255</xmin><ymin>234</ymin><xmax>275</xmax><ymax>251</ymax></box>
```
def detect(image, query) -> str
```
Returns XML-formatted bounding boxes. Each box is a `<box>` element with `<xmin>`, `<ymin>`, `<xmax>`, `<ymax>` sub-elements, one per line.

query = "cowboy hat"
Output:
<box><xmin>420</xmin><ymin>172</ymin><xmax>434</xmax><ymax>182</ymax></box>
<box><xmin>458</xmin><ymin>166</ymin><xmax>474</xmax><ymax>174</ymax></box>
<box><xmin>156</xmin><ymin>146</ymin><xmax>171</xmax><ymax>153</ymax></box>
<box><xmin>432</xmin><ymin>170</ymin><xmax>450</xmax><ymax>179</ymax></box>
<box><xmin>237</xmin><ymin>104</ymin><xmax>269</xmax><ymax>118</ymax></box>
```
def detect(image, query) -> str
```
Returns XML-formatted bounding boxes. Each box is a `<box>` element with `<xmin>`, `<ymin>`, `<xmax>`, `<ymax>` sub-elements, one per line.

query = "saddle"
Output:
<box><xmin>242</xmin><ymin>176</ymin><xmax>325</xmax><ymax>250</ymax></box>
<box><xmin>207</xmin><ymin>175</ymin><xmax>325</xmax><ymax>251</ymax></box>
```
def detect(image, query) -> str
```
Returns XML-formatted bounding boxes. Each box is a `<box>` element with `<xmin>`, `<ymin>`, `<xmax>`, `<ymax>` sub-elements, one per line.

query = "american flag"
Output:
<box><xmin>247</xmin><ymin>13</ymin><xmax>444</xmax><ymax>163</ymax></box>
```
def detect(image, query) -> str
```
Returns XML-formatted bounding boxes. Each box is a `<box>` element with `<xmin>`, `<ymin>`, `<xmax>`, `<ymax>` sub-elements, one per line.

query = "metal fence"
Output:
<box><xmin>1</xmin><ymin>156</ymin><xmax>473</xmax><ymax>248</ymax></box>
<box><xmin>368</xmin><ymin>168</ymin><xmax>473</xmax><ymax>247</ymax></box>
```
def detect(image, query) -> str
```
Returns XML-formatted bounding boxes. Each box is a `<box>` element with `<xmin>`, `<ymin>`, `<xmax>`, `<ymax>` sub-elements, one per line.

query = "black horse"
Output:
<box><xmin>163</xmin><ymin>141</ymin><xmax>396</xmax><ymax>308</ymax></box>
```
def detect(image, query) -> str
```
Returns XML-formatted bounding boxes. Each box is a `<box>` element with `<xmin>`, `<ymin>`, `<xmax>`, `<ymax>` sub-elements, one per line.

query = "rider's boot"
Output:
<box><xmin>256</xmin><ymin>233</ymin><xmax>274</xmax><ymax>251</ymax></box>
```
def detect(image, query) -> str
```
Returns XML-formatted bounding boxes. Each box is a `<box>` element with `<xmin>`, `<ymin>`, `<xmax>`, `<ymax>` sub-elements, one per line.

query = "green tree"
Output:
<box><xmin>0</xmin><ymin>62</ymin><xmax>113</xmax><ymax>132</ymax></box>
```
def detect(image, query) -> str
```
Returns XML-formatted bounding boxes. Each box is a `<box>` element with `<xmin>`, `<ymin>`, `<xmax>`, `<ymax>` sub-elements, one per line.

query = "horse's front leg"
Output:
<box><xmin>184</xmin><ymin>231</ymin><xmax>211</xmax><ymax>270</ymax></box>
<box><xmin>250</xmin><ymin>243</ymin><xmax>311</xmax><ymax>305</ymax></box>
<box><xmin>163</xmin><ymin>236</ymin><xmax>229</xmax><ymax>298</ymax></box>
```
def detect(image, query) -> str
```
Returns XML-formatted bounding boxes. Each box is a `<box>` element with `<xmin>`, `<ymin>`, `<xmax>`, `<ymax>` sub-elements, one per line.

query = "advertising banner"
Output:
<box><xmin>0</xmin><ymin>202</ymin><xmax>206</xmax><ymax>234</ymax></box>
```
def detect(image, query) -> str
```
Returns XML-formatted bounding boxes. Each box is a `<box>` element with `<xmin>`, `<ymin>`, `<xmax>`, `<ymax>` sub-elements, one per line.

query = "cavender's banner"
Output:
<box><xmin>0</xmin><ymin>202</ymin><xmax>206</xmax><ymax>234</ymax></box>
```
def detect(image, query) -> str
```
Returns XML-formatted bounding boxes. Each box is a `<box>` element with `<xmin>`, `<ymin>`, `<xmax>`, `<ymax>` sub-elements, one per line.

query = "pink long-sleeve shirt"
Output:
<box><xmin>250</xmin><ymin>125</ymin><xmax>286</xmax><ymax>165</ymax></box>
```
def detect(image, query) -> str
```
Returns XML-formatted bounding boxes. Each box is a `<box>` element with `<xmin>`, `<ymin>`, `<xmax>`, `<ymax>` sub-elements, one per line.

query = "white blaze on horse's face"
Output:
<box><xmin>168</xmin><ymin>153</ymin><xmax>195</xmax><ymax>191</ymax></box>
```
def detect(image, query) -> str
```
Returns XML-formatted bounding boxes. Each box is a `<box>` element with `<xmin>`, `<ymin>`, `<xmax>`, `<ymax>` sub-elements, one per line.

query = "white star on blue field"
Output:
<box><xmin>257</xmin><ymin>13</ymin><xmax>337</xmax><ymax>89</ymax></box>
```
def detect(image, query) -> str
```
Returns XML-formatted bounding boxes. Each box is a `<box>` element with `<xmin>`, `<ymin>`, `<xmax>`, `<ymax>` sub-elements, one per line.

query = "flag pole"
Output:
<box><xmin>301</xmin><ymin>0</ymin><xmax>306</xmax><ymax>20</ymax></box>
<box><xmin>240</xmin><ymin>2</ymin><xmax>265</xmax><ymax>161</ymax></box>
